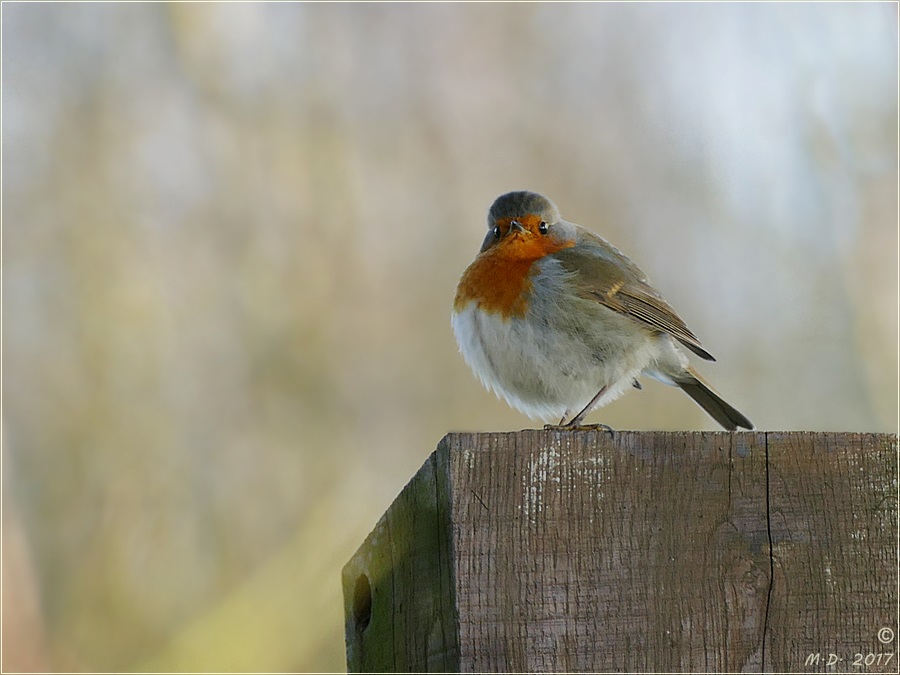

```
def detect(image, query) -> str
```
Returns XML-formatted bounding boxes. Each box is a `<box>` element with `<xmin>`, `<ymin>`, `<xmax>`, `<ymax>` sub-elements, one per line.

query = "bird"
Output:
<box><xmin>451</xmin><ymin>190</ymin><xmax>753</xmax><ymax>430</ymax></box>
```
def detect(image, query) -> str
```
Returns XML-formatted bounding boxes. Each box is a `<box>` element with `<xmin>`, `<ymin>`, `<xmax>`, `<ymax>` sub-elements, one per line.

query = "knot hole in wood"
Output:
<box><xmin>352</xmin><ymin>574</ymin><xmax>372</xmax><ymax>634</ymax></box>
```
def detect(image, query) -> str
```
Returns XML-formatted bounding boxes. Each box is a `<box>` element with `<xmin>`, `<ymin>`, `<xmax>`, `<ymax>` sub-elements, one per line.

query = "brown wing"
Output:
<box><xmin>552</xmin><ymin>233</ymin><xmax>715</xmax><ymax>361</ymax></box>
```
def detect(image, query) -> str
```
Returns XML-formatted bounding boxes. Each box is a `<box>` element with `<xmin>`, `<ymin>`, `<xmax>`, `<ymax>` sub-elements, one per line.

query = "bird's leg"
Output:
<box><xmin>565</xmin><ymin>386</ymin><xmax>614</xmax><ymax>433</ymax></box>
<box><xmin>567</xmin><ymin>385</ymin><xmax>608</xmax><ymax>426</ymax></box>
<box><xmin>543</xmin><ymin>387</ymin><xmax>614</xmax><ymax>434</ymax></box>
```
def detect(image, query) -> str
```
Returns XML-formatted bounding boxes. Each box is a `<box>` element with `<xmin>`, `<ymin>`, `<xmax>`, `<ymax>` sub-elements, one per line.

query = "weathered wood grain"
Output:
<box><xmin>343</xmin><ymin>431</ymin><xmax>897</xmax><ymax>673</ymax></box>
<box><xmin>762</xmin><ymin>433</ymin><xmax>898</xmax><ymax>672</ymax></box>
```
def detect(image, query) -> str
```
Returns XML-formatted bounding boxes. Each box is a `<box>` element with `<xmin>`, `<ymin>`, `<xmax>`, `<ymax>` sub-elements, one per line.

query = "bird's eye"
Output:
<box><xmin>539</xmin><ymin>221</ymin><xmax>549</xmax><ymax>235</ymax></box>
<box><xmin>492</xmin><ymin>225</ymin><xmax>501</xmax><ymax>238</ymax></box>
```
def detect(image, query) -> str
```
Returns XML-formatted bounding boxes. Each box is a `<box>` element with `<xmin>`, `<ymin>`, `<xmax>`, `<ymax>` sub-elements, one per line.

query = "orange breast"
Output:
<box><xmin>454</xmin><ymin>226</ymin><xmax>574</xmax><ymax>320</ymax></box>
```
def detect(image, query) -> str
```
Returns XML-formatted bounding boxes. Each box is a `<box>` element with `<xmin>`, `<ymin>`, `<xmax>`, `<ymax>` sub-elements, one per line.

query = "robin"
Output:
<box><xmin>452</xmin><ymin>190</ymin><xmax>753</xmax><ymax>430</ymax></box>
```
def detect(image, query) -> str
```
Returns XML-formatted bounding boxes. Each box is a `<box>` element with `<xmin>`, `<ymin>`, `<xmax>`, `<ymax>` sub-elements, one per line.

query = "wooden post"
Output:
<box><xmin>342</xmin><ymin>431</ymin><xmax>897</xmax><ymax>673</ymax></box>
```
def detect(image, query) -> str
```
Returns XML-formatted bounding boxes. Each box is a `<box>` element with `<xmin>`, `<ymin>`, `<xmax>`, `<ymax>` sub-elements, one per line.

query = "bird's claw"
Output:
<box><xmin>543</xmin><ymin>422</ymin><xmax>615</xmax><ymax>436</ymax></box>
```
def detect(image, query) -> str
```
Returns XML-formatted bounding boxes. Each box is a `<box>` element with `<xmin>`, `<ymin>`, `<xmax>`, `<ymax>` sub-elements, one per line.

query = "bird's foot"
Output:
<box><xmin>543</xmin><ymin>422</ymin><xmax>615</xmax><ymax>436</ymax></box>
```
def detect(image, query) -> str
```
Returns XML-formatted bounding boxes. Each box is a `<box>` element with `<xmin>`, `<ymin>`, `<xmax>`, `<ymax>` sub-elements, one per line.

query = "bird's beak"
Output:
<box><xmin>509</xmin><ymin>220</ymin><xmax>526</xmax><ymax>234</ymax></box>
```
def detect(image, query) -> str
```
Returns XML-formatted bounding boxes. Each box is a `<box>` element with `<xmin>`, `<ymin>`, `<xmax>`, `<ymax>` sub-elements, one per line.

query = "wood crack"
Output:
<box><xmin>760</xmin><ymin>431</ymin><xmax>775</xmax><ymax>671</ymax></box>
<box><xmin>385</xmin><ymin>515</ymin><xmax>397</xmax><ymax>672</ymax></box>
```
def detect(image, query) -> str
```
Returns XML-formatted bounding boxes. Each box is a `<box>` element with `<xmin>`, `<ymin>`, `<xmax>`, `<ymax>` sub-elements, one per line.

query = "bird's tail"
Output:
<box><xmin>675</xmin><ymin>367</ymin><xmax>753</xmax><ymax>430</ymax></box>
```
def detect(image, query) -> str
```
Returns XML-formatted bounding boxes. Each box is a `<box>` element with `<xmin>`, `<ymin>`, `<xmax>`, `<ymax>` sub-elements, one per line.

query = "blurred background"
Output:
<box><xmin>2</xmin><ymin>3</ymin><xmax>897</xmax><ymax>672</ymax></box>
